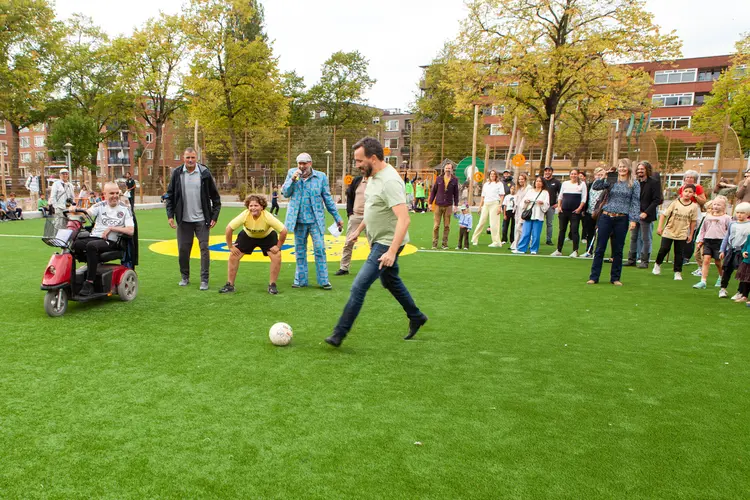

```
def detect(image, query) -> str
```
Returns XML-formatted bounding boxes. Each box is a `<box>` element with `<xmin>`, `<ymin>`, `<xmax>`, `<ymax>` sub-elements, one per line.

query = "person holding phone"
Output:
<box><xmin>587</xmin><ymin>159</ymin><xmax>641</xmax><ymax>285</ymax></box>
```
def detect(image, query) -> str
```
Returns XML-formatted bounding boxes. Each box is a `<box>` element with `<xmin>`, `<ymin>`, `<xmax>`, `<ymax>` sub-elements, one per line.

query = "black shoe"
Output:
<box><xmin>80</xmin><ymin>280</ymin><xmax>94</xmax><ymax>296</ymax></box>
<box><xmin>623</xmin><ymin>261</ymin><xmax>636</xmax><ymax>267</ymax></box>
<box><xmin>325</xmin><ymin>332</ymin><xmax>345</xmax><ymax>347</ymax></box>
<box><xmin>268</xmin><ymin>283</ymin><xmax>278</xmax><ymax>295</ymax></box>
<box><xmin>334</xmin><ymin>269</ymin><xmax>349</xmax><ymax>276</ymax></box>
<box><xmin>637</xmin><ymin>261</ymin><xmax>649</xmax><ymax>269</ymax></box>
<box><xmin>321</xmin><ymin>283</ymin><xmax>333</xmax><ymax>290</ymax></box>
<box><xmin>218</xmin><ymin>283</ymin><xmax>235</xmax><ymax>294</ymax></box>
<box><xmin>545</xmin><ymin>241</ymin><xmax>553</xmax><ymax>246</ymax></box>
<box><xmin>405</xmin><ymin>314</ymin><xmax>428</xmax><ymax>340</ymax></box>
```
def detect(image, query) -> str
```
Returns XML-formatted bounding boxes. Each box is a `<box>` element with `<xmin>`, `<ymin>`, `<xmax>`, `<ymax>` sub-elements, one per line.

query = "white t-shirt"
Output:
<box><xmin>481</xmin><ymin>181</ymin><xmax>506</xmax><ymax>203</ymax></box>
<box><xmin>89</xmin><ymin>202</ymin><xmax>134</xmax><ymax>242</ymax></box>
<box><xmin>503</xmin><ymin>194</ymin><xmax>516</xmax><ymax>212</ymax></box>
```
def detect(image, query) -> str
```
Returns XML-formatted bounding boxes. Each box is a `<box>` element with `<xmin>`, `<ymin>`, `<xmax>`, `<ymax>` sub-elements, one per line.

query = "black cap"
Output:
<box><xmin>502</xmin><ymin>169</ymin><xmax>510</xmax><ymax>173</ymax></box>
<box><xmin>544</xmin><ymin>166</ymin><xmax>553</xmax><ymax>171</ymax></box>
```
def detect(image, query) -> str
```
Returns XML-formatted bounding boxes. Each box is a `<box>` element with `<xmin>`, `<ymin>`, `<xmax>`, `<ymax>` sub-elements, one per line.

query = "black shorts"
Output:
<box><xmin>702</xmin><ymin>238</ymin><xmax>722</xmax><ymax>260</ymax></box>
<box><xmin>235</xmin><ymin>231</ymin><xmax>278</xmax><ymax>256</ymax></box>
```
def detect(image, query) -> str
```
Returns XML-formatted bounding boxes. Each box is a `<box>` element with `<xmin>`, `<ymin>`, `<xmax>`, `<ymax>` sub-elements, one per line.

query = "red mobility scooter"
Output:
<box><xmin>41</xmin><ymin>210</ymin><xmax>139</xmax><ymax>317</ymax></box>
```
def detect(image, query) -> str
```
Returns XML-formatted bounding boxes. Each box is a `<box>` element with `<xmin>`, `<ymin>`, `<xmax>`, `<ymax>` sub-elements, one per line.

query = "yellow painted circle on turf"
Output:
<box><xmin>148</xmin><ymin>234</ymin><xmax>418</xmax><ymax>263</ymax></box>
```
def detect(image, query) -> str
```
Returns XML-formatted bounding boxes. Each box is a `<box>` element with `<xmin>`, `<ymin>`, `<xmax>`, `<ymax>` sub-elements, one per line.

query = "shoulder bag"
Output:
<box><xmin>521</xmin><ymin>191</ymin><xmax>542</xmax><ymax>221</ymax></box>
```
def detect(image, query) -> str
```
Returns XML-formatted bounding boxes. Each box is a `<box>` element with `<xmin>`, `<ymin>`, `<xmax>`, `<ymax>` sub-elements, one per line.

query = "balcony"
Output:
<box><xmin>108</xmin><ymin>140</ymin><xmax>129</xmax><ymax>149</ymax></box>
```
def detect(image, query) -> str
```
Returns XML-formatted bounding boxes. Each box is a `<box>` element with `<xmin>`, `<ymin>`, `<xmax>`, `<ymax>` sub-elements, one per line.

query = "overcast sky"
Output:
<box><xmin>55</xmin><ymin>0</ymin><xmax>750</xmax><ymax>111</ymax></box>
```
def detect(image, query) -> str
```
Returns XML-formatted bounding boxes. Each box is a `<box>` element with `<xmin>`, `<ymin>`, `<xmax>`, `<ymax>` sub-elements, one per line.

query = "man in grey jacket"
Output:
<box><xmin>166</xmin><ymin>147</ymin><xmax>222</xmax><ymax>290</ymax></box>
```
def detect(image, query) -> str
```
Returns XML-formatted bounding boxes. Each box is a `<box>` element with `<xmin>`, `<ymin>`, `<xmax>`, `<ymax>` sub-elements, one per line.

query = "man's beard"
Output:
<box><xmin>361</xmin><ymin>162</ymin><xmax>373</xmax><ymax>177</ymax></box>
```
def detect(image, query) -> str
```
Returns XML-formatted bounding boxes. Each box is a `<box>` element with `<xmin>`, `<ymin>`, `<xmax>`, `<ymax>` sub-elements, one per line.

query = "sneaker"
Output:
<box><xmin>463</xmin><ymin>247</ymin><xmax>469</xmax><ymax>250</ymax></box>
<box><xmin>431</xmin><ymin>246</ymin><xmax>438</xmax><ymax>250</ymax></box>
<box><xmin>530</xmin><ymin>251</ymin><xmax>537</xmax><ymax>255</ymax></box>
<box><xmin>714</xmin><ymin>277</ymin><xmax>722</xmax><ymax>287</ymax></box>
<box><xmin>268</xmin><ymin>283</ymin><xmax>278</xmax><ymax>295</ymax></box>
<box><xmin>219</xmin><ymin>283</ymin><xmax>235</xmax><ymax>294</ymax></box>
<box><xmin>292</xmin><ymin>283</ymin><xmax>307</xmax><ymax>288</ymax></box>
<box><xmin>623</xmin><ymin>260</ymin><xmax>636</xmax><ymax>267</ymax></box>
<box><xmin>471</xmin><ymin>240</ymin><xmax>479</xmax><ymax>246</ymax></box>
<box><xmin>582</xmin><ymin>252</ymin><xmax>592</xmax><ymax>258</ymax></box>
<box><xmin>455</xmin><ymin>246</ymin><xmax>461</xmax><ymax>250</ymax></box>
<box><xmin>691</xmin><ymin>268</ymin><xmax>702</xmax><ymax>277</ymax></box>
<box><xmin>550</xmin><ymin>250</ymin><xmax>563</xmax><ymax>256</ymax></box>
<box><xmin>200</xmin><ymin>281</ymin><xmax>209</xmax><ymax>291</ymax></box>
<box><xmin>80</xmin><ymin>280</ymin><xmax>94</xmax><ymax>296</ymax></box>
<box><xmin>405</xmin><ymin>314</ymin><xmax>428</xmax><ymax>340</ymax></box>
<box><xmin>719</xmin><ymin>289</ymin><xmax>728</xmax><ymax>298</ymax></box>
<box><xmin>637</xmin><ymin>261</ymin><xmax>648</xmax><ymax>269</ymax></box>
<box><xmin>693</xmin><ymin>281</ymin><xmax>706</xmax><ymax>289</ymax></box>
<box><xmin>652</xmin><ymin>264</ymin><xmax>661</xmax><ymax>275</ymax></box>
<box><xmin>674</xmin><ymin>272</ymin><xmax>682</xmax><ymax>281</ymax></box>
<box><xmin>734</xmin><ymin>296</ymin><xmax>747</xmax><ymax>303</ymax></box>
<box><xmin>488</xmin><ymin>242</ymin><xmax>501</xmax><ymax>248</ymax></box>
<box><xmin>321</xmin><ymin>283</ymin><xmax>333</xmax><ymax>290</ymax></box>
<box><xmin>545</xmin><ymin>241</ymin><xmax>553</xmax><ymax>246</ymax></box>
<box><xmin>730</xmin><ymin>292</ymin><xmax>741</xmax><ymax>300</ymax></box>
<box><xmin>441</xmin><ymin>246</ymin><xmax>449</xmax><ymax>250</ymax></box>
<box><xmin>325</xmin><ymin>332</ymin><xmax>346</xmax><ymax>347</ymax></box>
<box><xmin>569</xmin><ymin>251</ymin><xmax>578</xmax><ymax>258</ymax></box>
<box><xmin>511</xmin><ymin>249</ymin><xmax>523</xmax><ymax>254</ymax></box>
<box><xmin>334</xmin><ymin>269</ymin><xmax>349</xmax><ymax>276</ymax></box>
<box><xmin>178</xmin><ymin>278</ymin><xmax>190</xmax><ymax>286</ymax></box>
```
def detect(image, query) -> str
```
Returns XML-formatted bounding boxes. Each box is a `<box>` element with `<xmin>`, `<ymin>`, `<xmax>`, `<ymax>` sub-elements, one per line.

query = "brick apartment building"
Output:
<box><xmin>377</xmin><ymin>109</ymin><xmax>414</xmax><ymax>169</ymax></box>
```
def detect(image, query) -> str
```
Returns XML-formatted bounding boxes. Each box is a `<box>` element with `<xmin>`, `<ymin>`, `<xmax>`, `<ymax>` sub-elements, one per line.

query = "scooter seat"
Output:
<box><xmin>99</xmin><ymin>250</ymin><xmax>124</xmax><ymax>262</ymax></box>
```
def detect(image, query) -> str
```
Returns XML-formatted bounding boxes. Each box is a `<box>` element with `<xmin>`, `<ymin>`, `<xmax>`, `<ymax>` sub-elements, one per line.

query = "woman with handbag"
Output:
<box><xmin>511</xmin><ymin>173</ymin><xmax>530</xmax><ymax>250</ymax></box>
<box><xmin>512</xmin><ymin>176</ymin><xmax>550</xmax><ymax>255</ymax></box>
<box><xmin>587</xmin><ymin>159</ymin><xmax>641</xmax><ymax>285</ymax></box>
<box><xmin>581</xmin><ymin>168</ymin><xmax>606</xmax><ymax>257</ymax></box>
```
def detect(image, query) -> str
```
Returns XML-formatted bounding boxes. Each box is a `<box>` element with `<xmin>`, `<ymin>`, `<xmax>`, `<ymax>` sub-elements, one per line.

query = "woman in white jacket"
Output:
<box><xmin>471</xmin><ymin>169</ymin><xmax>505</xmax><ymax>247</ymax></box>
<box><xmin>512</xmin><ymin>176</ymin><xmax>550</xmax><ymax>255</ymax></box>
<box><xmin>511</xmin><ymin>173</ymin><xmax>530</xmax><ymax>250</ymax></box>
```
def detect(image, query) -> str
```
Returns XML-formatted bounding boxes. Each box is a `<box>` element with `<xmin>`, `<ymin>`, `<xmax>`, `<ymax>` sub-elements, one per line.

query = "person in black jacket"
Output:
<box><xmin>166</xmin><ymin>147</ymin><xmax>222</xmax><ymax>290</ymax></box>
<box><xmin>624</xmin><ymin>160</ymin><xmax>662</xmax><ymax>268</ymax></box>
<box><xmin>335</xmin><ymin>175</ymin><xmax>365</xmax><ymax>276</ymax></box>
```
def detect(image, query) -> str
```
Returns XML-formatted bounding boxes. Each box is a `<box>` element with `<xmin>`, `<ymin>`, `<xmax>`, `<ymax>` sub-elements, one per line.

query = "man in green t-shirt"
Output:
<box><xmin>326</xmin><ymin>137</ymin><xmax>427</xmax><ymax>347</ymax></box>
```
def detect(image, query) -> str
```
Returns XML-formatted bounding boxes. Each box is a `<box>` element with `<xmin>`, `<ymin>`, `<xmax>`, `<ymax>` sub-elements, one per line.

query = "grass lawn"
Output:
<box><xmin>0</xmin><ymin>207</ymin><xmax>747</xmax><ymax>498</ymax></box>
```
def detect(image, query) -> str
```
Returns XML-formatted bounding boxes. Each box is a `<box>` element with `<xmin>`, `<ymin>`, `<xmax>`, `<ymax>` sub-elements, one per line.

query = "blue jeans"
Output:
<box><xmin>589</xmin><ymin>214</ymin><xmax>629</xmax><ymax>282</ymax></box>
<box><xmin>628</xmin><ymin>220</ymin><xmax>653</xmax><ymax>260</ymax></box>
<box><xmin>333</xmin><ymin>243</ymin><xmax>423</xmax><ymax>337</ymax></box>
<box><xmin>517</xmin><ymin>220</ymin><xmax>543</xmax><ymax>253</ymax></box>
<box><xmin>293</xmin><ymin>222</ymin><xmax>329</xmax><ymax>286</ymax></box>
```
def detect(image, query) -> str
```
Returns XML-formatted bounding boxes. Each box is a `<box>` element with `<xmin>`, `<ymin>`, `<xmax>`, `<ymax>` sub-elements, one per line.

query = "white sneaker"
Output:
<box><xmin>471</xmin><ymin>240</ymin><xmax>479</xmax><ymax>246</ymax></box>
<box><xmin>569</xmin><ymin>251</ymin><xmax>578</xmax><ymax>258</ymax></box>
<box><xmin>488</xmin><ymin>242</ymin><xmax>500</xmax><ymax>248</ymax></box>
<box><xmin>550</xmin><ymin>250</ymin><xmax>563</xmax><ymax>256</ymax></box>
<box><xmin>511</xmin><ymin>249</ymin><xmax>523</xmax><ymax>254</ymax></box>
<box><xmin>652</xmin><ymin>264</ymin><xmax>661</xmax><ymax>275</ymax></box>
<box><xmin>674</xmin><ymin>272</ymin><xmax>682</xmax><ymax>281</ymax></box>
<box><xmin>691</xmin><ymin>269</ymin><xmax>702</xmax><ymax>277</ymax></box>
<box><xmin>730</xmin><ymin>292</ymin><xmax>741</xmax><ymax>300</ymax></box>
<box><xmin>582</xmin><ymin>252</ymin><xmax>592</xmax><ymax>258</ymax></box>
<box><xmin>530</xmin><ymin>251</ymin><xmax>537</xmax><ymax>255</ymax></box>
<box><xmin>719</xmin><ymin>289</ymin><xmax>728</xmax><ymax>299</ymax></box>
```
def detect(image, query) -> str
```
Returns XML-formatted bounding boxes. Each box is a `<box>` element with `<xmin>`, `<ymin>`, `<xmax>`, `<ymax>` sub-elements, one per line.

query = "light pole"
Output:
<box><xmin>325</xmin><ymin>150</ymin><xmax>332</xmax><ymax>186</ymax></box>
<box><xmin>64</xmin><ymin>142</ymin><xmax>73</xmax><ymax>170</ymax></box>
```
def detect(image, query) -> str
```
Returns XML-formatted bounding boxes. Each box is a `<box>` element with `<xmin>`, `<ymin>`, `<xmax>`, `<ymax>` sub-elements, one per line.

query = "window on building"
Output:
<box><xmin>319</xmin><ymin>110</ymin><xmax>328</xmax><ymax>118</ymax></box>
<box><xmin>0</xmin><ymin>123</ymin><xmax>6</xmax><ymax>134</ymax></box>
<box><xmin>685</xmin><ymin>144</ymin><xmax>717</xmax><ymax>159</ymax></box>
<box><xmin>20</xmin><ymin>152</ymin><xmax>31</xmax><ymax>163</ymax></box>
<box><xmin>490</xmin><ymin>124</ymin><xmax>506</xmax><ymax>136</ymax></box>
<box><xmin>35</xmin><ymin>151</ymin><xmax>46</xmax><ymax>162</ymax></box>
<box><xmin>491</xmin><ymin>105</ymin><xmax>505</xmax><ymax>116</ymax></box>
<box><xmin>385</xmin><ymin>120</ymin><xmax>399</xmax><ymax>132</ymax></box>
<box><xmin>34</xmin><ymin>136</ymin><xmax>45</xmax><ymax>147</ymax></box>
<box><xmin>694</xmin><ymin>92</ymin><xmax>711</xmax><ymax>105</ymax></box>
<box><xmin>174</xmin><ymin>152</ymin><xmax>180</xmax><ymax>160</ymax></box>
<box><xmin>20</xmin><ymin>127</ymin><xmax>29</xmax><ymax>133</ymax></box>
<box><xmin>698</xmin><ymin>67</ymin><xmax>724</xmax><ymax>82</ymax></box>
<box><xmin>120</xmin><ymin>130</ymin><xmax>129</xmax><ymax>142</ymax></box>
<box><xmin>0</xmin><ymin>141</ymin><xmax>7</xmax><ymax>155</ymax></box>
<box><xmin>20</xmin><ymin>137</ymin><xmax>30</xmax><ymax>148</ymax></box>
<box><xmin>146</xmin><ymin>133</ymin><xmax>153</xmax><ymax>143</ymax></box>
<box><xmin>651</xmin><ymin>93</ymin><xmax>694</xmax><ymax>107</ymax></box>
<box><xmin>649</xmin><ymin>116</ymin><xmax>691</xmax><ymax>130</ymax></box>
<box><xmin>310</xmin><ymin>110</ymin><xmax>317</xmax><ymax>120</ymax></box>
<box><xmin>733</xmin><ymin>65</ymin><xmax>747</xmax><ymax>79</ymax></box>
<box><xmin>372</xmin><ymin>116</ymin><xmax>380</xmax><ymax>124</ymax></box>
<box><xmin>145</xmin><ymin>150</ymin><xmax>153</xmax><ymax>160</ymax></box>
<box><xmin>33</xmin><ymin>123</ymin><xmax>45</xmax><ymax>132</ymax></box>
<box><xmin>654</xmin><ymin>68</ymin><xmax>697</xmax><ymax>84</ymax></box>
<box><xmin>384</xmin><ymin>138</ymin><xmax>398</xmax><ymax>150</ymax></box>
<box><xmin>384</xmin><ymin>156</ymin><xmax>398</xmax><ymax>167</ymax></box>
<box><xmin>97</xmin><ymin>150</ymin><xmax>101</xmax><ymax>161</ymax></box>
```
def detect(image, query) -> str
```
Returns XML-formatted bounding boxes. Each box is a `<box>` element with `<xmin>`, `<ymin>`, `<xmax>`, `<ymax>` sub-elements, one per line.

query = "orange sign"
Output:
<box><xmin>474</xmin><ymin>172</ymin><xmax>484</xmax><ymax>183</ymax></box>
<box><xmin>383</xmin><ymin>147</ymin><xmax>391</xmax><ymax>156</ymax></box>
<box><xmin>511</xmin><ymin>154</ymin><xmax>526</xmax><ymax>167</ymax></box>
<box><xmin>344</xmin><ymin>175</ymin><xmax>353</xmax><ymax>185</ymax></box>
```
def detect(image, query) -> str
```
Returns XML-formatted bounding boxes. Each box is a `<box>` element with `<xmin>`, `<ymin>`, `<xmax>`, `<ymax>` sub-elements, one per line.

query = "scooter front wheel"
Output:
<box><xmin>44</xmin><ymin>289</ymin><xmax>68</xmax><ymax>317</ymax></box>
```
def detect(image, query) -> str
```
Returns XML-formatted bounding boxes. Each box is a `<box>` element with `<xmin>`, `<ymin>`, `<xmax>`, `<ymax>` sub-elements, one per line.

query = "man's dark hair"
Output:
<box><xmin>638</xmin><ymin>160</ymin><xmax>653</xmax><ymax>177</ymax></box>
<box><xmin>353</xmin><ymin>137</ymin><xmax>384</xmax><ymax>161</ymax></box>
<box><xmin>683</xmin><ymin>184</ymin><xmax>696</xmax><ymax>193</ymax></box>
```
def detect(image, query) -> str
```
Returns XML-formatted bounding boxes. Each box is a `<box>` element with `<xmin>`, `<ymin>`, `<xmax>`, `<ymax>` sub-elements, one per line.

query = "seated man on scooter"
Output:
<box><xmin>72</xmin><ymin>182</ymin><xmax>134</xmax><ymax>296</ymax></box>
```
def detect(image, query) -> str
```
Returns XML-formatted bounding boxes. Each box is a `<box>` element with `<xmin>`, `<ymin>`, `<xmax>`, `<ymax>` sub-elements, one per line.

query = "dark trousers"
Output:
<box><xmin>557</xmin><ymin>210</ymin><xmax>581</xmax><ymax>252</ymax></box>
<box><xmin>589</xmin><ymin>214</ymin><xmax>628</xmax><ymax>283</ymax></box>
<box><xmin>720</xmin><ymin>250</ymin><xmax>741</xmax><ymax>289</ymax></box>
<box><xmin>458</xmin><ymin>227</ymin><xmax>470</xmax><ymax>248</ymax></box>
<box><xmin>73</xmin><ymin>237</ymin><xmax>118</xmax><ymax>281</ymax></box>
<box><xmin>332</xmin><ymin>243</ymin><xmax>423</xmax><ymax>338</ymax></box>
<box><xmin>582</xmin><ymin>212</ymin><xmax>596</xmax><ymax>243</ymax></box>
<box><xmin>128</xmin><ymin>196</ymin><xmax>135</xmax><ymax>212</ymax></box>
<box><xmin>270</xmin><ymin>199</ymin><xmax>280</xmax><ymax>215</ymax></box>
<box><xmin>416</xmin><ymin>197</ymin><xmax>426</xmax><ymax>212</ymax></box>
<box><xmin>655</xmin><ymin>237</ymin><xmax>686</xmax><ymax>272</ymax></box>
<box><xmin>177</xmin><ymin>221</ymin><xmax>211</xmax><ymax>282</ymax></box>
<box><xmin>502</xmin><ymin>212</ymin><xmax>515</xmax><ymax>243</ymax></box>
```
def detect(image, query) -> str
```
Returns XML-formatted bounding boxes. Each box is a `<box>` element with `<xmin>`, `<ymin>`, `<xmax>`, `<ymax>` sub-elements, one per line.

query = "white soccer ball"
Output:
<box><xmin>269</xmin><ymin>322</ymin><xmax>293</xmax><ymax>346</ymax></box>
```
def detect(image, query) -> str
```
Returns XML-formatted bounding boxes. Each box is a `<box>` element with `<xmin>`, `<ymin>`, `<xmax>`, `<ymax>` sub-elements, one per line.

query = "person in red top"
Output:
<box><xmin>429</xmin><ymin>162</ymin><xmax>460</xmax><ymax>249</ymax></box>
<box><xmin>678</xmin><ymin>170</ymin><xmax>707</xmax><ymax>267</ymax></box>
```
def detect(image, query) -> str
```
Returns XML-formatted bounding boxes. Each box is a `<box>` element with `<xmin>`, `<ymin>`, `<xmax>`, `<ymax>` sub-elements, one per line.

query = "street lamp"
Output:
<box><xmin>324</xmin><ymin>150</ymin><xmax>332</xmax><ymax>185</ymax></box>
<box><xmin>64</xmin><ymin>142</ymin><xmax>73</xmax><ymax>170</ymax></box>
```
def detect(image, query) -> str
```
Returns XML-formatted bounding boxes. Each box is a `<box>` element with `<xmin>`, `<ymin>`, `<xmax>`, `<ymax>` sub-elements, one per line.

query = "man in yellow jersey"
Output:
<box><xmin>219</xmin><ymin>195</ymin><xmax>288</xmax><ymax>295</ymax></box>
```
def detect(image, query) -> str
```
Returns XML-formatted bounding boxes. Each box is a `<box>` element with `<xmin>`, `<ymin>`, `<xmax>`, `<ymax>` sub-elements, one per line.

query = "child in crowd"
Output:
<box><xmin>37</xmin><ymin>198</ymin><xmax>49</xmax><ymax>217</ymax></box>
<box><xmin>693</xmin><ymin>196</ymin><xmax>731</xmax><ymax>289</ymax></box>
<box><xmin>719</xmin><ymin>202</ymin><xmax>750</xmax><ymax>299</ymax></box>
<box><xmin>653</xmin><ymin>184</ymin><xmax>700</xmax><ymax>281</ymax></box>
<box><xmin>737</xmin><ymin>232</ymin><xmax>750</xmax><ymax>306</ymax></box>
<box><xmin>454</xmin><ymin>204</ymin><xmax>472</xmax><ymax>250</ymax></box>
<box><xmin>501</xmin><ymin>185</ymin><xmax>516</xmax><ymax>245</ymax></box>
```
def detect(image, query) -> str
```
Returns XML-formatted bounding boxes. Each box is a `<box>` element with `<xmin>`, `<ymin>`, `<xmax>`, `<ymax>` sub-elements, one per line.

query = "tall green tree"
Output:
<box><xmin>47</xmin><ymin>112</ymin><xmax>101</xmax><ymax>176</ymax></box>
<box><xmin>445</xmin><ymin>0</ymin><xmax>681</xmax><ymax>171</ymax></box>
<box><xmin>282</xmin><ymin>70</ymin><xmax>312</xmax><ymax>126</ymax></box>
<box><xmin>116</xmin><ymin>13</ymin><xmax>188</xmax><ymax>190</ymax></box>
<box><xmin>185</xmin><ymin>0</ymin><xmax>288</xmax><ymax>174</ymax></box>
<box><xmin>0</xmin><ymin>0</ymin><xmax>62</xmax><ymax>175</ymax></box>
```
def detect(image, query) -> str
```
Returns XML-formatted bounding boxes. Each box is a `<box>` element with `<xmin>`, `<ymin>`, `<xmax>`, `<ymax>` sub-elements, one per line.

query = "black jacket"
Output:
<box><xmin>639</xmin><ymin>176</ymin><xmax>662</xmax><ymax>222</ymax></box>
<box><xmin>345</xmin><ymin>176</ymin><xmax>364</xmax><ymax>218</ymax></box>
<box><xmin>165</xmin><ymin>164</ymin><xmax>222</xmax><ymax>225</ymax></box>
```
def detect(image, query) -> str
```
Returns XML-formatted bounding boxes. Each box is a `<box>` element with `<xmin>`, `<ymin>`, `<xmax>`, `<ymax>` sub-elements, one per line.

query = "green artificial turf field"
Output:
<box><xmin>0</xmin><ymin>207</ymin><xmax>747</xmax><ymax>498</ymax></box>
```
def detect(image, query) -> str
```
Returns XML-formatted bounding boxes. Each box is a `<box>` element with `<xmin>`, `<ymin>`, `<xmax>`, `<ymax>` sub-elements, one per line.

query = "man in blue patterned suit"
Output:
<box><xmin>282</xmin><ymin>152</ymin><xmax>343</xmax><ymax>289</ymax></box>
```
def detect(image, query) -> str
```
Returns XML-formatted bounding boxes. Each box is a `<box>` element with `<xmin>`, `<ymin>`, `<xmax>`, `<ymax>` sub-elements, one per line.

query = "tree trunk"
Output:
<box><xmin>539</xmin><ymin>118</ymin><xmax>551</xmax><ymax>175</ymax></box>
<box><xmin>152</xmin><ymin>122</ymin><xmax>163</xmax><ymax>195</ymax></box>
<box><xmin>10</xmin><ymin>123</ymin><xmax>20</xmax><ymax>183</ymax></box>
